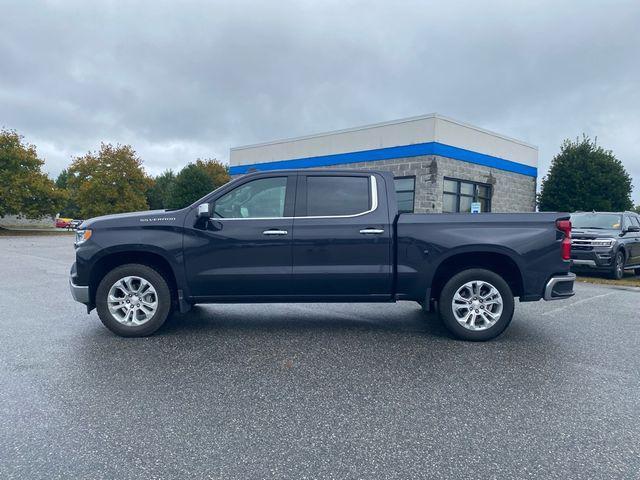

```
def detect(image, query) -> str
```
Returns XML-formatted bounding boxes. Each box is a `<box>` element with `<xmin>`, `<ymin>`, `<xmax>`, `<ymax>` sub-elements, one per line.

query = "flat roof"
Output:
<box><xmin>231</xmin><ymin>113</ymin><xmax>538</xmax><ymax>152</ymax></box>
<box><xmin>229</xmin><ymin>113</ymin><xmax>539</xmax><ymax>176</ymax></box>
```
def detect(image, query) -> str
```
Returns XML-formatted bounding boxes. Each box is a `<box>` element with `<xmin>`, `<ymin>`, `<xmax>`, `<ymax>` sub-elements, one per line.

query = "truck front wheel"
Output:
<box><xmin>95</xmin><ymin>263</ymin><xmax>172</xmax><ymax>337</ymax></box>
<box><xmin>610</xmin><ymin>251</ymin><xmax>624</xmax><ymax>280</ymax></box>
<box><xmin>438</xmin><ymin>268</ymin><xmax>515</xmax><ymax>341</ymax></box>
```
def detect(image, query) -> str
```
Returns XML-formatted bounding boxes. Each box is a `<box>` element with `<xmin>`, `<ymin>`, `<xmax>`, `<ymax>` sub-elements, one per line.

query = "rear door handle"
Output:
<box><xmin>263</xmin><ymin>229</ymin><xmax>288</xmax><ymax>235</ymax></box>
<box><xmin>359</xmin><ymin>228</ymin><xmax>385</xmax><ymax>234</ymax></box>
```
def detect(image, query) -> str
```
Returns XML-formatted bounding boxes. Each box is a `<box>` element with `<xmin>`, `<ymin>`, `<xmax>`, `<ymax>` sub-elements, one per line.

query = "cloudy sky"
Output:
<box><xmin>2</xmin><ymin>0</ymin><xmax>639</xmax><ymax>203</ymax></box>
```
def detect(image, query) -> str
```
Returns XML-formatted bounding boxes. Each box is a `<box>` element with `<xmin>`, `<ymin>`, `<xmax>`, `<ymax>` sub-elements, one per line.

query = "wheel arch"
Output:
<box><xmin>89</xmin><ymin>249</ymin><xmax>179</xmax><ymax>307</ymax></box>
<box><xmin>429</xmin><ymin>249</ymin><xmax>524</xmax><ymax>302</ymax></box>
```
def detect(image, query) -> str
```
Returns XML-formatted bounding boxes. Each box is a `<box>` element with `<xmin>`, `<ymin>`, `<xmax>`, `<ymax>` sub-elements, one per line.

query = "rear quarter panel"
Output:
<box><xmin>396</xmin><ymin>213</ymin><xmax>570</xmax><ymax>300</ymax></box>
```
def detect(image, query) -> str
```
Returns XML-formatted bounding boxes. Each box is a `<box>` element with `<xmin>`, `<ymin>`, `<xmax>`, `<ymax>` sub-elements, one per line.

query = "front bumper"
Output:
<box><xmin>570</xmin><ymin>248</ymin><xmax>615</xmax><ymax>270</ymax></box>
<box><xmin>69</xmin><ymin>277</ymin><xmax>89</xmax><ymax>304</ymax></box>
<box><xmin>544</xmin><ymin>273</ymin><xmax>576</xmax><ymax>301</ymax></box>
<box><xmin>69</xmin><ymin>262</ymin><xmax>89</xmax><ymax>304</ymax></box>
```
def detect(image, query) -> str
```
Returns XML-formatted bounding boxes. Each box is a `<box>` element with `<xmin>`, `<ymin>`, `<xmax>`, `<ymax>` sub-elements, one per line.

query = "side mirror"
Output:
<box><xmin>197</xmin><ymin>203</ymin><xmax>211</xmax><ymax>219</ymax></box>
<box><xmin>625</xmin><ymin>225</ymin><xmax>640</xmax><ymax>233</ymax></box>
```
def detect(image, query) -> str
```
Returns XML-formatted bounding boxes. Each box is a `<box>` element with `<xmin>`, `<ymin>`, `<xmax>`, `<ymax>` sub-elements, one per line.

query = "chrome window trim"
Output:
<box><xmin>211</xmin><ymin>175</ymin><xmax>378</xmax><ymax>221</ymax></box>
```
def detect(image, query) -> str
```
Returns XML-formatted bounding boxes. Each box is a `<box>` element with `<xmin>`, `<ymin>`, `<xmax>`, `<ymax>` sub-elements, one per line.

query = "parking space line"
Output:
<box><xmin>541</xmin><ymin>292</ymin><xmax>616</xmax><ymax>316</ymax></box>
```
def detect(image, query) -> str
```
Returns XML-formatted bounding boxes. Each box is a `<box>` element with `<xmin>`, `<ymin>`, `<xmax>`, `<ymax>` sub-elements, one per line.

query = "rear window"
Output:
<box><xmin>306</xmin><ymin>176</ymin><xmax>370</xmax><ymax>216</ymax></box>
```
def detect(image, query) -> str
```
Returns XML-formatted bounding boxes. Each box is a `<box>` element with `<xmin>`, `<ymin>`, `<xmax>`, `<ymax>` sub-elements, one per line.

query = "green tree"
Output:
<box><xmin>194</xmin><ymin>158</ymin><xmax>230</xmax><ymax>187</ymax></box>
<box><xmin>167</xmin><ymin>159</ymin><xmax>230</xmax><ymax>209</ymax></box>
<box><xmin>146</xmin><ymin>169</ymin><xmax>176</xmax><ymax>210</ymax></box>
<box><xmin>67</xmin><ymin>143</ymin><xmax>152</xmax><ymax>218</ymax></box>
<box><xmin>0</xmin><ymin>129</ymin><xmax>66</xmax><ymax>218</ymax></box>
<box><xmin>167</xmin><ymin>163</ymin><xmax>215</xmax><ymax>209</ymax></box>
<box><xmin>538</xmin><ymin>136</ymin><xmax>633</xmax><ymax>212</ymax></box>
<box><xmin>55</xmin><ymin>169</ymin><xmax>81</xmax><ymax>218</ymax></box>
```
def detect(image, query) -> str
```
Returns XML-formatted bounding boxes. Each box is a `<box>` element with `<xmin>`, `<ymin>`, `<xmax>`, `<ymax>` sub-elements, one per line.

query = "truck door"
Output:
<box><xmin>183</xmin><ymin>174</ymin><xmax>296</xmax><ymax>298</ymax></box>
<box><xmin>291</xmin><ymin>172</ymin><xmax>392</xmax><ymax>299</ymax></box>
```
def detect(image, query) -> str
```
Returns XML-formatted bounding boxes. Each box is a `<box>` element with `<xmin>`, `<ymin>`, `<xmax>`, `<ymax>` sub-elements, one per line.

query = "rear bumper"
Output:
<box><xmin>544</xmin><ymin>273</ymin><xmax>576</xmax><ymax>301</ymax></box>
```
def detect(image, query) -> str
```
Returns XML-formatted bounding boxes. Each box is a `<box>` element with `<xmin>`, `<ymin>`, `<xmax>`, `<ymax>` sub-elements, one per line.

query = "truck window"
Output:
<box><xmin>305</xmin><ymin>176</ymin><xmax>370</xmax><ymax>216</ymax></box>
<box><xmin>213</xmin><ymin>177</ymin><xmax>287</xmax><ymax>218</ymax></box>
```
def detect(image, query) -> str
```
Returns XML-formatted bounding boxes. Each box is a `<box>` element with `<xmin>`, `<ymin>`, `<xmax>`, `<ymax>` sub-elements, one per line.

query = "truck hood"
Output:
<box><xmin>571</xmin><ymin>228</ymin><xmax>620</xmax><ymax>239</ymax></box>
<box><xmin>81</xmin><ymin>209</ymin><xmax>183</xmax><ymax>229</ymax></box>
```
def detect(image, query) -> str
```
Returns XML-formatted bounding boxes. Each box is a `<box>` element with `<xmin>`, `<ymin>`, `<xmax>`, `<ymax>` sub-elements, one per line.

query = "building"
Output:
<box><xmin>229</xmin><ymin>114</ymin><xmax>538</xmax><ymax>213</ymax></box>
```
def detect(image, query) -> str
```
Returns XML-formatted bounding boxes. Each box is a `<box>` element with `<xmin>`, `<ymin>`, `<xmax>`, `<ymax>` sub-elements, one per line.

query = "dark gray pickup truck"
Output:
<box><xmin>70</xmin><ymin>169</ymin><xmax>575</xmax><ymax>340</ymax></box>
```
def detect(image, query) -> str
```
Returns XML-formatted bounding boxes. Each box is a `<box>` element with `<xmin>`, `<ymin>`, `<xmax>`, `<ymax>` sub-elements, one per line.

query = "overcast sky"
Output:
<box><xmin>2</xmin><ymin>0</ymin><xmax>639</xmax><ymax>203</ymax></box>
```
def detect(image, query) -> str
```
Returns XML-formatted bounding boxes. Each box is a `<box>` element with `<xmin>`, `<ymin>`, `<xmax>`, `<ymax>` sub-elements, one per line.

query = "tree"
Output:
<box><xmin>194</xmin><ymin>158</ymin><xmax>229</xmax><ymax>187</ymax></box>
<box><xmin>167</xmin><ymin>159</ymin><xmax>230</xmax><ymax>209</ymax></box>
<box><xmin>67</xmin><ymin>143</ymin><xmax>152</xmax><ymax>218</ymax></box>
<box><xmin>0</xmin><ymin>129</ymin><xmax>66</xmax><ymax>218</ymax></box>
<box><xmin>55</xmin><ymin>169</ymin><xmax>80</xmax><ymax>218</ymax></box>
<box><xmin>166</xmin><ymin>163</ymin><xmax>215</xmax><ymax>209</ymax></box>
<box><xmin>146</xmin><ymin>169</ymin><xmax>176</xmax><ymax>210</ymax></box>
<box><xmin>538</xmin><ymin>136</ymin><xmax>633</xmax><ymax>212</ymax></box>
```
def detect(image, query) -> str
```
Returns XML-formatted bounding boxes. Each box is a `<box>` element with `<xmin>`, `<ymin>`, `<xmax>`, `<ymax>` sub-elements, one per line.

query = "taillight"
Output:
<box><xmin>556</xmin><ymin>219</ymin><xmax>571</xmax><ymax>260</ymax></box>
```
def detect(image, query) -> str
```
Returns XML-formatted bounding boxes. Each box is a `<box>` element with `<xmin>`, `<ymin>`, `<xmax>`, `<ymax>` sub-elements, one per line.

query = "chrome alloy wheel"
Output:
<box><xmin>451</xmin><ymin>280</ymin><xmax>503</xmax><ymax>331</ymax></box>
<box><xmin>107</xmin><ymin>276</ymin><xmax>158</xmax><ymax>326</ymax></box>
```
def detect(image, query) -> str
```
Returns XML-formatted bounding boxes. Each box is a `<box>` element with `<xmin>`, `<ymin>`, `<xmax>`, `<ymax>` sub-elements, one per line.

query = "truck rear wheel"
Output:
<box><xmin>96</xmin><ymin>264</ymin><xmax>172</xmax><ymax>337</ymax></box>
<box><xmin>438</xmin><ymin>268</ymin><xmax>514</xmax><ymax>341</ymax></box>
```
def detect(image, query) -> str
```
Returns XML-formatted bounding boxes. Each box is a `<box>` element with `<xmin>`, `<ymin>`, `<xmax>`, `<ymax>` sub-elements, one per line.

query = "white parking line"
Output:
<box><xmin>541</xmin><ymin>292</ymin><xmax>616</xmax><ymax>316</ymax></box>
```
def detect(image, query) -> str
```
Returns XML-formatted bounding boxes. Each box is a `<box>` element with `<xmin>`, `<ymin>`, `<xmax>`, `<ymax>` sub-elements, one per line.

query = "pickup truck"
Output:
<box><xmin>69</xmin><ymin>169</ymin><xmax>575</xmax><ymax>341</ymax></box>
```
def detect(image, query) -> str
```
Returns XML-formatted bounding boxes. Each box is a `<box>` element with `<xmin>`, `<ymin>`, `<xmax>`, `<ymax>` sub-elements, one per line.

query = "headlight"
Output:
<box><xmin>588</xmin><ymin>238</ymin><xmax>614</xmax><ymax>247</ymax></box>
<box><xmin>75</xmin><ymin>229</ymin><xmax>92</xmax><ymax>245</ymax></box>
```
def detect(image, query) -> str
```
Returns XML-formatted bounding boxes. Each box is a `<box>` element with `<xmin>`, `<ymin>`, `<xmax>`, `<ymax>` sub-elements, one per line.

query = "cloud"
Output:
<box><xmin>1</xmin><ymin>0</ymin><xmax>639</xmax><ymax>202</ymax></box>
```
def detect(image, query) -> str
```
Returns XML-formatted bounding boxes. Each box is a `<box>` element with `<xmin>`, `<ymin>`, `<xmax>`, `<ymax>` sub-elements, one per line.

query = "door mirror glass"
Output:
<box><xmin>197</xmin><ymin>203</ymin><xmax>211</xmax><ymax>219</ymax></box>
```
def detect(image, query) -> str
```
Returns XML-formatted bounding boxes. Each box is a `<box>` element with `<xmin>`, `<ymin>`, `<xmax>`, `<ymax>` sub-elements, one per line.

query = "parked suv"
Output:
<box><xmin>570</xmin><ymin>211</ymin><xmax>640</xmax><ymax>279</ymax></box>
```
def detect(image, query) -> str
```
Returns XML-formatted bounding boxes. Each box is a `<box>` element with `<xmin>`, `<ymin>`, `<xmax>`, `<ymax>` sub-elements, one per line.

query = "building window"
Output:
<box><xmin>443</xmin><ymin>178</ymin><xmax>491</xmax><ymax>213</ymax></box>
<box><xmin>394</xmin><ymin>176</ymin><xmax>415</xmax><ymax>213</ymax></box>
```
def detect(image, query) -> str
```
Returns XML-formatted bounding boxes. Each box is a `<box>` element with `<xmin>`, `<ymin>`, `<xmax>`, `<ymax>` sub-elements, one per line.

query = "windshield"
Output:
<box><xmin>570</xmin><ymin>213</ymin><xmax>621</xmax><ymax>230</ymax></box>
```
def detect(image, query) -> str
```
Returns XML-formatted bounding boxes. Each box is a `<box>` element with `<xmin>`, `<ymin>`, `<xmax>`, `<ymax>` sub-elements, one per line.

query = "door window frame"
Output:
<box><xmin>203</xmin><ymin>174</ymin><xmax>297</xmax><ymax>220</ymax></box>
<box><xmin>197</xmin><ymin>172</ymin><xmax>379</xmax><ymax>221</ymax></box>
<box><xmin>294</xmin><ymin>174</ymin><xmax>378</xmax><ymax>218</ymax></box>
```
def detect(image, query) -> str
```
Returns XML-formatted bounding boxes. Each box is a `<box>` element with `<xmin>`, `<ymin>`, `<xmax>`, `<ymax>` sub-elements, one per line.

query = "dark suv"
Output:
<box><xmin>570</xmin><ymin>211</ymin><xmax>640</xmax><ymax>279</ymax></box>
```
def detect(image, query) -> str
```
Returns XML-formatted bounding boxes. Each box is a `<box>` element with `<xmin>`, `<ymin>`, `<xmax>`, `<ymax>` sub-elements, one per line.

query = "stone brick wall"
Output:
<box><xmin>317</xmin><ymin>155</ymin><xmax>536</xmax><ymax>213</ymax></box>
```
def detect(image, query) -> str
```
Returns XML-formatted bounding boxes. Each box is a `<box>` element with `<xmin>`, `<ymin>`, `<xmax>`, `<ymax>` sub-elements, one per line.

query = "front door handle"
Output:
<box><xmin>263</xmin><ymin>229</ymin><xmax>288</xmax><ymax>235</ymax></box>
<box><xmin>359</xmin><ymin>228</ymin><xmax>385</xmax><ymax>235</ymax></box>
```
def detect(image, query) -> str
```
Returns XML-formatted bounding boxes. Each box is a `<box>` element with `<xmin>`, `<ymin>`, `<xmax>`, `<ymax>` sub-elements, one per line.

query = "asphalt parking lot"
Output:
<box><xmin>1</xmin><ymin>236</ymin><xmax>639</xmax><ymax>479</ymax></box>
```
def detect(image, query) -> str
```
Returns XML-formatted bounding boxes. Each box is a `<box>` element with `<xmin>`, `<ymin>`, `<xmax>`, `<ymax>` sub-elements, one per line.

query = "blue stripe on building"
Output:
<box><xmin>229</xmin><ymin>141</ymin><xmax>538</xmax><ymax>177</ymax></box>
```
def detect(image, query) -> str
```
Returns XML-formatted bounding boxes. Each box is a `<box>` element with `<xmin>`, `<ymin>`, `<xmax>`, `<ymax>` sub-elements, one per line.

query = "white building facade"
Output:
<box><xmin>229</xmin><ymin>114</ymin><xmax>538</xmax><ymax>213</ymax></box>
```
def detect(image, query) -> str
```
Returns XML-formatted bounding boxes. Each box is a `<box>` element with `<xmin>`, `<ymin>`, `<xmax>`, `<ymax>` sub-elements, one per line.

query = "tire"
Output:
<box><xmin>438</xmin><ymin>268</ymin><xmax>515</xmax><ymax>341</ymax></box>
<box><xmin>610</xmin><ymin>251</ymin><xmax>624</xmax><ymax>280</ymax></box>
<box><xmin>96</xmin><ymin>263</ymin><xmax>172</xmax><ymax>337</ymax></box>
<box><xmin>635</xmin><ymin>268</ymin><xmax>640</xmax><ymax>277</ymax></box>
